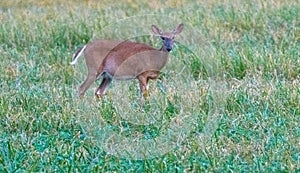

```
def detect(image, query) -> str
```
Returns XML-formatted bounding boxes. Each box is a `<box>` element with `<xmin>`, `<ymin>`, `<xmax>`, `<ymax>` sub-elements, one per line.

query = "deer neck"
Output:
<box><xmin>159</xmin><ymin>46</ymin><xmax>171</xmax><ymax>53</ymax></box>
<box><xmin>157</xmin><ymin>47</ymin><xmax>170</xmax><ymax>68</ymax></box>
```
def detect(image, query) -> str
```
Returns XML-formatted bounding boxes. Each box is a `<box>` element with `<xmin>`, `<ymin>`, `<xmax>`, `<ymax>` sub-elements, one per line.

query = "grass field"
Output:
<box><xmin>0</xmin><ymin>0</ymin><xmax>299</xmax><ymax>172</ymax></box>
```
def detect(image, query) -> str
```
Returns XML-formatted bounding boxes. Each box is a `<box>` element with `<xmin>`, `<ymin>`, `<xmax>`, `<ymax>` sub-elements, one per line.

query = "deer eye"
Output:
<box><xmin>160</xmin><ymin>36</ymin><xmax>165</xmax><ymax>40</ymax></box>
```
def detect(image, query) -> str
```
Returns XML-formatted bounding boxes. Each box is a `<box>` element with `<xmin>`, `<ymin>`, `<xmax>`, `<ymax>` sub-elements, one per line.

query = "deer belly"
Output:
<box><xmin>112</xmin><ymin>67</ymin><xmax>142</xmax><ymax>80</ymax></box>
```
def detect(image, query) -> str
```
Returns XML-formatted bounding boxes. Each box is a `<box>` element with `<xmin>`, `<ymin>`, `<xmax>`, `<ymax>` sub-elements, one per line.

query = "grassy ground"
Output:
<box><xmin>0</xmin><ymin>0</ymin><xmax>299</xmax><ymax>172</ymax></box>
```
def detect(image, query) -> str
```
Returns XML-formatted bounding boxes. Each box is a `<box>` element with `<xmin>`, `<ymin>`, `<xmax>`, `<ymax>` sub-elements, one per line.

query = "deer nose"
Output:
<box><xmin>166</xmin><ymin>48</ymin><xmax>172</xmax><ymax>52</ymax></box>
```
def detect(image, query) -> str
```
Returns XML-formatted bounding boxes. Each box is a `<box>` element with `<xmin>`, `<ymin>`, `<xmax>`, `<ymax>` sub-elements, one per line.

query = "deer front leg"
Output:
<box><xmin>137</xmin><ymin>75</ymin><xmax>149</xmax><ymax>98</ymax></box>
<box><xmin>95</xmin><ymin>75</ymin><xmax>112</xmax><ymax>98</ymax></box>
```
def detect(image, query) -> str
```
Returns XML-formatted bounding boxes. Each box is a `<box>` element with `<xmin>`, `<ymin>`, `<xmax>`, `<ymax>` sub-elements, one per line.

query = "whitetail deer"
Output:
<box><xmin>71</xmin><ymin>40</ymin><xmax>123</xmax><ymax>97</ymax></box>
<box><xmin>95</xmin><ymin>23</ymin><xmax>183</xmax><ymax>98</ymax></box>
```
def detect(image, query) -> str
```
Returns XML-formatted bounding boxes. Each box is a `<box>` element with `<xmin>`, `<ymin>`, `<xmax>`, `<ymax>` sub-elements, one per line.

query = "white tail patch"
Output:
<box><xmin>70</xmin><ymin>45</ymin><xmax>87</xmax><ymax>65</ymax></box>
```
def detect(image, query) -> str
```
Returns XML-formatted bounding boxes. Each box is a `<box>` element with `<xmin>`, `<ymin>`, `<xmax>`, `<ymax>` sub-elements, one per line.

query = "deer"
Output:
<box><xmin>70</xmin><ymin>39</ymin><xmax>124</xmax><ymax>97</ymax></box>
<box><xmin>94</xmin><ymin>23</ymin><xmax>183</xmax><ymax>98</ymax></box>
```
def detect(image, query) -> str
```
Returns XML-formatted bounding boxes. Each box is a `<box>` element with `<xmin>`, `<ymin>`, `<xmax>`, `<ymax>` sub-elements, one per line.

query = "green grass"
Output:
<box><xmin>0</xmin><ymin>0</ymin><xmax>299</xmax><ymax>172</ymax></box>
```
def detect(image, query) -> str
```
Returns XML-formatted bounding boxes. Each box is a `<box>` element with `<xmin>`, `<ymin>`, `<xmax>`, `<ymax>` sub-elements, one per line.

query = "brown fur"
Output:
<box><xmin>71</xmin><ymin>23</ymin><xmax>183</xmax><ymax>98</ymax></box>
<box><xmin>71</xmin><ymin>40</ymin><xmax>123</xmax><ymax>97</ymax></box>
<box><xmin>94</xmin><ymin>24</ymin><xmax>183</xmax><ymax>98</ymax></box>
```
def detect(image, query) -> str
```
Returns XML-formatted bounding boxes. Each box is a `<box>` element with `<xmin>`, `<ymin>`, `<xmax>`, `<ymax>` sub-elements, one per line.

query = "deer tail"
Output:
<box><xmin>70</xmin><ymin>45</ymin><xmax>87</xmax><ymax>65</ymax></box>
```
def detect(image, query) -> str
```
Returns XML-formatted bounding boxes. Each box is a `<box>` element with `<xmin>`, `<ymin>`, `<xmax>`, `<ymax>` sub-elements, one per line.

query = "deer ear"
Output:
<box><xmin>173</xmin><ymin>23</ymin><xmax>184</xmax><ymax>35</ymax></box>
<box><xmin>152</xmin><ymin>25</ymin><xmax>162</xmax><ymax>35</ymax></box>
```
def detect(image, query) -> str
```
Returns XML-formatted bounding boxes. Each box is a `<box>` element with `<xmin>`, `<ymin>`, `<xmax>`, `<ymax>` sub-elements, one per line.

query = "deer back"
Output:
<box><xmin>100</xmin><ymin>40</ymin><xmax>169</xmax><ymax>79</ymax></box>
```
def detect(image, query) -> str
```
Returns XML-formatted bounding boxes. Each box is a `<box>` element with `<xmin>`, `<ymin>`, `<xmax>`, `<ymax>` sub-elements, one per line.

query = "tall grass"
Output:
<box><xmin>0</xmin><ymin>0</ymin><xmax>299</xmax><ymax>172</ymax></box>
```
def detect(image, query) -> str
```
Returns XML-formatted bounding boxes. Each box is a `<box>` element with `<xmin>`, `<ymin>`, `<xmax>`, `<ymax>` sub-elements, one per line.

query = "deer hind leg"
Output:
<box><xmin>78</xmin><ymin>72</ymin><xmax>97</xmax><ymax>98</ymax></box>
<box><xmin>95</xmin><ymin>73</ymin><xmax>112</xmax><ymax>98</ymax></box>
